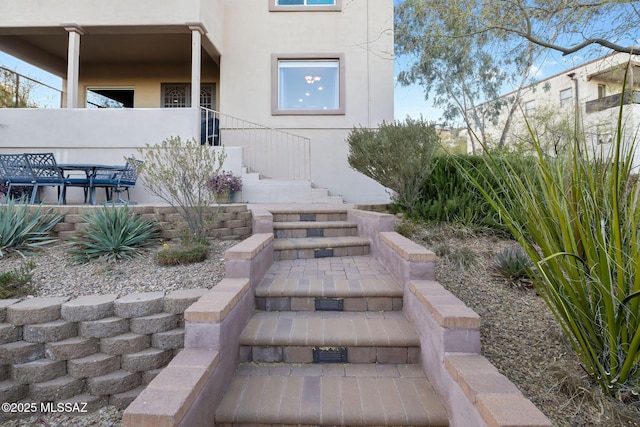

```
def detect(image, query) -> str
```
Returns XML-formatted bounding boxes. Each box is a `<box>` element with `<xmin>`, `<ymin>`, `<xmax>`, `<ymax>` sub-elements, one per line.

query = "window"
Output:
<box><xmin>523</xmin><ymin>100</ymin><xmax>535</xmax><ymax>116</ymax></box>
<box><xmin>269</xmin><ymin>0</ymin><xmax>341</xmax><ymax>11</ymax></box>
<box><xmin>278</xmin><ymin>0</ymin><xmax>334</xmax><ymax>4</ymax></box>
<box><xmin>559</xmin><ymin>88</ymin><xmax>572</xmax><ymax>107</ymax></box>
<box><xmin>86</xmin><ymin>88</ymin><xmax>134</xmax><ymax>108</ymax></box>
<box><xmin>161</xmin><ymin>84</ymin><xmax>215</xmax><ymax>109</ymax></box>
<box><xmin>272</xmin><ymin>54</ymin><xmax>345</xmax><ymax>115</ymax></box>
<box><xmin>598</xmin><ymin>84</ymin><xmax>606</xmax><ymax>99</ymax></box>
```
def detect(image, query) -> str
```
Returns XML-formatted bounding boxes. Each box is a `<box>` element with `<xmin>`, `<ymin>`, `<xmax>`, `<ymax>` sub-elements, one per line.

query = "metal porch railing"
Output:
<box><xmin>200</xmin><ymin>107</ymin><xmax>311</xmax><ymax>181</ymax></box>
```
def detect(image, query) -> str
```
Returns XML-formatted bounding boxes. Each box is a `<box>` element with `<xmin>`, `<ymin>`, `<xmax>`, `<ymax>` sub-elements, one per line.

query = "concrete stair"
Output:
<box><xmin>270</xmin><ymin>208</ymin><xmax>370</xmax><ymax>260</ymax></box>
<box><xmin>240</xmin><ymin>170</ymin><xmax>344</xmax><ymax>204</ymax></box>
<box><xmin>214</xmin><ymin>255</ymin><xmax>449</xmax><ymax>426</ymax></box>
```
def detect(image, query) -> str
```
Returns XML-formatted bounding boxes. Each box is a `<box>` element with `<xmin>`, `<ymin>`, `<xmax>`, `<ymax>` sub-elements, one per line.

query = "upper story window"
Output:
<box><xmin>523</xmin><ymin>100</ymin><xmax>535</xmax><ymax>116</ymax></box>
<box><xmin>272</xmin><ymin>54</ymin><xmax>345</xmax><ymax>115</ymax></box>
<box><xmin>598</xmin><ymin>84</ymin><xmax>607</xmax><ymax>99</ymax></box>
<box><xmin>269</xmin><ymin>0</ymin><xmax>342</xmax><ymax>12</ymax></box>
<box><xmin>559</xmin><ymin>88</ymin><xmax>573</xmax><ymax>107</ymax></box>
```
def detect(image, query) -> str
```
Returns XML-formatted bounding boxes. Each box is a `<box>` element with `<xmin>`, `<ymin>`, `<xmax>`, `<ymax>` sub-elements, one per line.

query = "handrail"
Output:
<box><xmin>200</xmin><ymin>107</ymin><xmax>311</xmax><ymax>181</ymax></box>
<box><xmin>0</xmin><ymin>66</ymin><xmax>63</xmax><ymax>108</ymax></box>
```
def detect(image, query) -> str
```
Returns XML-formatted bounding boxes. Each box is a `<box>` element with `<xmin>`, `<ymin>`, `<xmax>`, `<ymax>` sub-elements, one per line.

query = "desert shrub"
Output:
<box><xmin>135</xmin><ymin>136</ymin><xmax>226</xmax><ymax>241</ymax></box>
<box><xmin>154</xmin><ymin>242</ymin><xmax>209</xmax><ymax>266</ymax></box>
<box><xmin>0</xmin><ymin>199</ymin><xmax>63</xmax><ymax>257</ymax></box>
<box><xmin>490</xmin><ymin>246</ymin><xmax>534</xmax><ymax>287</ymax></box>
<box><xmin>347</xmin><ymin>118</ymin><xmax>439</xmax><ymax>216</ymax></box>
<box><xmin>68</xmin><ymin>205</ymin><xmax>160</xmax><ymax>263</ymax></box>
<box><xmin>414</xmin><ymin>153</ymin><xmax>534</xmax><ymax>230</ymax></box>
<box><xmin>395</xmin><ymin>218</ymin><xmax>418</xmax><ymax>237</ymax></box>
<box><xmin>460</xmin><ymin>81</ymin><xmax>640</xmax><ymax>396</ymax></box>
<box><xmin>0</xmin><ymin>261</ymin><xmax>35</xmax><ymax>298</ymax></box>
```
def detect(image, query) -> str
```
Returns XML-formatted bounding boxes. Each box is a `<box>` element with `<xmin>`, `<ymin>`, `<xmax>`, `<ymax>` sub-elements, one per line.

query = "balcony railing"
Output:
<box><xmin>585</xmin><ymin>90</ymin><xmax>640</xmax><ymax>114</ymax></box>
<box><xmin>200</xmin><ymin>107</ymin><xmax>311</xmax><ymax>181</ymax></box>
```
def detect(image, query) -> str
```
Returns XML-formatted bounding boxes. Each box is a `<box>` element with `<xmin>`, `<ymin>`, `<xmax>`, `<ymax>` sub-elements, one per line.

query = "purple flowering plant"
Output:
<box><xmin>206</xmin><ymin>171</ymin><xmax>243</xmax><ymax>195</ymax></box>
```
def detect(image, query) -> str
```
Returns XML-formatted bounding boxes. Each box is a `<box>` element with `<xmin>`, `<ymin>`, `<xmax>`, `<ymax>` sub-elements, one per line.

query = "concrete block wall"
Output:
<box><xmin>45</xmin><ymin>205</ymin><xmax>252</xmax><ymax>241</ymax></box>
<box><xmin>0</xmin><ymin>289</ymin><xmax>208</xmax><ymax>420</ymax></box>
<box><xmin>123</xmin><ymin>233</ymin><xmax>275</xmax><ymax>427</ymax></box>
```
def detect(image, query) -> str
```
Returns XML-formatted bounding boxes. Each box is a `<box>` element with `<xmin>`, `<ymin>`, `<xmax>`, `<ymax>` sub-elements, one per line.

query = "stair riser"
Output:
<box><xmin>256</xmin><ymin>297</ymin><xmax>403</xmax><ymax>312</ymax></box>
<box><xmin>240</xmin><ymin>345</ymin><xmax>420</xmax><ymax>364</ymax></box>
<box><xmin>274</xmin><ymin>227</ymin><xmax>358</xmax><ymax>238</ymax></box>
<box><xmin>273</xmin><ymin>213</ymin><xmax>347</xmax><ymax>222</ymax></box>
<box><xmin>275</xmin><ymin>245</ymin><xmax>369</xmax><ymax>260</ymax></box>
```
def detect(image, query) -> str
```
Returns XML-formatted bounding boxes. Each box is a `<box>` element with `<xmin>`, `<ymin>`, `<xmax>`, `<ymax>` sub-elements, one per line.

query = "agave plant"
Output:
<box><xmin>490</xmin><ymin>246</ymin><xmax>534</xmax><ymax>287</ymax></box>
<box><xmin>461</xmin><ymin>70</ymin><xmax>640</xmax><ymax>397</ymax></box>
<box><xmin>0</xmin><ymin>199</ymin><xmax>64</xmax><ymax>257</ymax></box>
<box><xmin>68</xmin><ymin>204</ymin><xmax>160</xmax><ymax>264</ymax></box>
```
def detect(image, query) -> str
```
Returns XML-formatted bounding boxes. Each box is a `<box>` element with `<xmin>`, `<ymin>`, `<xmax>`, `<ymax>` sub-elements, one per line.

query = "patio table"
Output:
<box><xmin>57</xmin><ymin>164</ymin><xmax>127</xmax><ymax>205</ymax></box>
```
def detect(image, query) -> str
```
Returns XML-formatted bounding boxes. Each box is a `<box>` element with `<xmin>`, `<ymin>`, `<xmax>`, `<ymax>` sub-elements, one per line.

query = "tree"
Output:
<box><xmin>395</xmin><ymin>0</ymin><xmax>540</xmax><ymax>152</ymax></box>
<box><xmin>0</xmin><ymin>67</ymin><xmax>37</xmax><ymax>108</ymax></box>
<box><xmin>476</xmin><ymin>0</ymin><xmax>639</xmax><ymax>56</ymax></box>
<box><xmin>135</xmin><ymin>136</ymin><xmax>226</xmax><ymax>241</ymax></box>
<box><xmin>395</xmin><ymin>0</ymin><xmax>638</xmax><ymax>151</ymax></box>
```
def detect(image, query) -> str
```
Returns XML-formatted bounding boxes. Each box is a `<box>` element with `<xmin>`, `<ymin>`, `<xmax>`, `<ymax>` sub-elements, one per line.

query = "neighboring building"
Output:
<box><xmin>469</xmin><ymin>52</ymin><xmax>640</xmax><ymax>164</ymax></box>
<box><xmin>0</xmin><ymin>0</ymin><xmax>394</xmax><ymax>204</ymax></box>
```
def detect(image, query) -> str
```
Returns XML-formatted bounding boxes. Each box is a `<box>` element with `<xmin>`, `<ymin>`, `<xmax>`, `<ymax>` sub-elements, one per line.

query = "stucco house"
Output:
<box><xmin>469</xmin><ymin>52</ymin><xmax>640</xmax><ymax>164</ymax></box>
<box><xmin>0</xmin><ymin>0</ymin><xmax>394</xmax><ymax>204</ymax></box>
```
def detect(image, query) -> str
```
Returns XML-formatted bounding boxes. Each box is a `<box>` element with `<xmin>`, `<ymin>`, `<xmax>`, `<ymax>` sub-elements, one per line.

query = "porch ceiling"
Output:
<box><xmin>588</xmin><ymin>61</ymin><xmax>640</xmax><ymax>86</ymax></box>
<box><xmin>0</xmin><ymin>26</ymin><xmax>219</xmax><ymax>77</ymax></box>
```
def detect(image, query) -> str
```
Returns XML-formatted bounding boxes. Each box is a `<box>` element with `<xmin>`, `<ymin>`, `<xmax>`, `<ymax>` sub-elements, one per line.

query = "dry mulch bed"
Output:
<box><xmin>406</xmin><ymin>221</ymin><xmax>640</xmax><ymax>427</ymax></box>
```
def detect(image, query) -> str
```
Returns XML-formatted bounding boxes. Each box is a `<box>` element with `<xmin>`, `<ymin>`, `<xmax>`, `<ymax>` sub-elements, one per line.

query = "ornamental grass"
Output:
<box><xmin>462</xmin><ymin>75</ymin><xmax>639</xmax><ymax>398</ymax></box>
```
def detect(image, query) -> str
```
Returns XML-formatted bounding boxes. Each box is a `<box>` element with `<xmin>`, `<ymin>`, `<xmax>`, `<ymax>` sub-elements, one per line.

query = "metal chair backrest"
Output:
<box><xmin>0</xmin><ymin>154</ymin><xmax>34</xmax><ymax>183</ymax></box>
<box><xmin>119</xmin><ymin>159</ymin><xmax>141</xmax><ymax>185</ymax></box>
<box><xmin>24</xmin><ymin>153</ymin><xmax>63</xmax><ymax>181</ymax></box>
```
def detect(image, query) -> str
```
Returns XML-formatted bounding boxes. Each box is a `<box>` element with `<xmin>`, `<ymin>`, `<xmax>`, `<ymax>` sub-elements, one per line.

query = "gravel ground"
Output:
<box><xmin>2</xmin><ymin>226</ymin><xmax>639</xmax><ymax>426</ymax></box>
<box><xmin>407</xmin><ymin>222</ymin><xmax>640</xmax><ymax>427</ymax></box>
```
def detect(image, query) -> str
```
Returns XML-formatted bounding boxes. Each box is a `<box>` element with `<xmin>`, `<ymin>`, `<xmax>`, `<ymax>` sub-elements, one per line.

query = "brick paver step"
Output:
<box><xmin>273</xmin><ymin>221</ymin><xmax>358</xmax><ymax>238</ymax></box>
<box><xmin>240</xmin><ymin>311</ymin><xmax>419</xmax><ymax>348</ymax></box>
<box><xmin>274</xmin><ymin>237</ymin><xmax>370</xmax><ymax>260</ymax></box>
<box><xmin>215</xmin><ymin>363</ymin><xmax>448</xmax><ymax>426</ymax></box>
<box><xmin>271</xmin><ymin>209</ymin><xmax>348</xmax><ymax>223</ymax></box>
<box><xmin>256</xmin><ymin>276</ymin><xmax>403</xmax><ymax>312</ymax></box>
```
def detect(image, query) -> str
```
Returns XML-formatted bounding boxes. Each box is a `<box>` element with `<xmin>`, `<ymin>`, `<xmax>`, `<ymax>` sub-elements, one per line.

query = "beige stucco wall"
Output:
<box><xmin>0</xmin><ymin>0</ymin><xmax>395</xmax><ymax>203</ymax></box>
<box><xmin>218</xmin><ymin>0</ymin><xmax>394</xmax><ymax>202</ymax></box>
<box><xmin>220</xmin><ymin>0</ymin><xmax>393</xmax><ymax>129</ymax></box>
<box><xmin>80</xmin><ymin>63</ymin><xmax>220</xmax><ymax>108</ymax></box>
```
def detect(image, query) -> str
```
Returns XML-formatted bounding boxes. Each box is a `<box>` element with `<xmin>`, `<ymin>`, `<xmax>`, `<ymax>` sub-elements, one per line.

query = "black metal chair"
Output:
<box><xmin>200</xmin><ymin>117</ymin><xmax>221</xmax><ymax>146</ymax></box>
<box><xmin>24</xmin><ymin>153</ymin><xmax>89</xmax><ymax>204</ymax></box>
<box><xmin>92</xmin><ymin>159</ymin><xmax>141</xmax><ymax>204</ymax></box>
<box><xmin>0</xmin><ymin>154</ymin><xmax>36</xmax><ymax>203</ymax></box>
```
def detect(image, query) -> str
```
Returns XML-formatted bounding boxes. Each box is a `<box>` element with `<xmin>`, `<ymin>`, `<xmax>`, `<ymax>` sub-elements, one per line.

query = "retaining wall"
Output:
<box><xmin>45</xmin><ymin>205</ymin><xmax>252</xmax><ymax>241</ymax></box>
<box><xmin>0</xmin><ymin>290</ymin><xmax>209</xmax><ymax>421</ymax></box>
<box><xmin>361</xmin><ymin>218</ymin><xmax>553</xmax><ymax>427</ymax></box>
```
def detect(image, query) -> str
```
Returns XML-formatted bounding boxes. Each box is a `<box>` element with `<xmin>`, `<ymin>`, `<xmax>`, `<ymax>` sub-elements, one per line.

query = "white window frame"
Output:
<box><xmin>559</xmin><ymin>88</ymin><xmax>573</xmax><ymax>107</ymax></box>
<box><xmin>272</xmin><ymin>53</ymin><xmax>345</xmax><ymax>115</ymax></box>
<box><xmin>269</xmin><ymin>0</ymin><xmax>341</xmax><ymax>12</ymax></box>
<box><xmin>523</xmin><ymin>100</ymin><xmax>535</xmax><ymax>116</ymax></box>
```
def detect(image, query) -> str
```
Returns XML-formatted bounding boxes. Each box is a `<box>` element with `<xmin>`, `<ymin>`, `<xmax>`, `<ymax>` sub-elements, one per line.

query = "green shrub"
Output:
<box><xmin>155</xmin><ymin>242</ymin><xmax>209</xmax><ymax>266</ymax></box>
<box><xmin>0</xmin><ymin>261</ymin><xmax>35</xmax><ymax>298</ymax></box>
<box><xmin>68</xmin><ymin>205</ymin><xmax>160</xmax><ymax>263</ymax></box>
<box><xmin>460</xmin><ymin>77</ymin><xmax>640</xmax><ymax>396</ymax></box>
<box><xmin>135</xmin><ymin>136</ymin><xmax>226</xmax><ymax>241</ymax></box>
<box><xmin>395</xmin><ymin>218</ymin><xmax>418</xmax><ymax>237</ymax></box>
<box><xmin>490</xmin><ymin>246</ymin><xmax>534</xmax><ymax>287</ymax></box>
<box><xmin>414</xmin><ymin>153</ymin><xmax>534</xmax><ymax>230</ymax></box>
<box><xmin>347</xmin><ymin>118</ymin><xmax>439</xmax><ymax>216</ymax></box>
<box><xmin>0</xmin><ymin>199</ymin><xmax>63</xmax><ymax>257</ymax></box>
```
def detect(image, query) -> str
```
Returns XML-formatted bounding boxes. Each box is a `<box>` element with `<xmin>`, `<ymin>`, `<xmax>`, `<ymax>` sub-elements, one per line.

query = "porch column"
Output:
<box><xmin>63</xmin><ymin>24</ymin><xmax>84</xmax><ymax>108</ymax></box>
<box><xmin>188</xmin><ymin>23</ymin><xmax>206</xmax><ymax>109</ymax></box>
